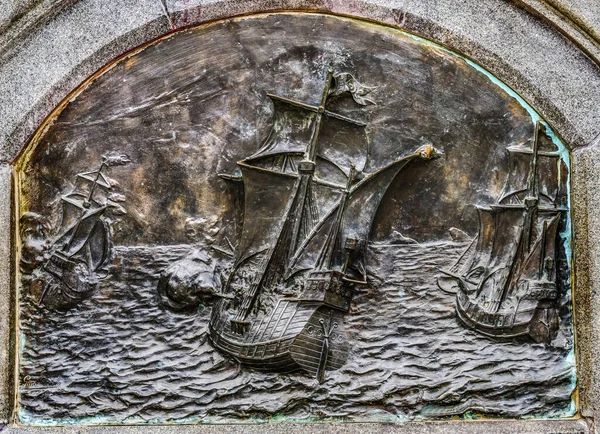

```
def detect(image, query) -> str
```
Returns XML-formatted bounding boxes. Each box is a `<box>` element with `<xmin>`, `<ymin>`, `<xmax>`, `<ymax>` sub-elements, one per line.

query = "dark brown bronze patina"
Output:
<box><xmin>14</xmin><ymin>12</ymin><xmax>574</xmax><ymax>425</ymax></box>
<box><xmin>438</xmin><ymin>122</ymin><xmax>568</xmax><ymax>344</ymax></box>
<box><xmin>38</xmin><ymin>155</ymin><xmax>130</xmax><ymax>309</ymax></box>
<box><xmin>206</xmin><ymin>68</ymin><xmax>438</xmax><ymax>382</ymax></box>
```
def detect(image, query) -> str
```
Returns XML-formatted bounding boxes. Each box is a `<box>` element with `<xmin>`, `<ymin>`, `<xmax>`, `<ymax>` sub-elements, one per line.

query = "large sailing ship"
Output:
<box><xmin>438</xmin><ymin>122</ymin><xmax>568</xmax><ymax>343</ymax></box>
<box><xmin>209</xmin><ymin>69</ymin><xmax>439</xmax><ymax>381</ymax></box>
<box><xmin>40</xmin><ymin>155</ymin><xmax>130</xmax><ymax>309</ymax></box>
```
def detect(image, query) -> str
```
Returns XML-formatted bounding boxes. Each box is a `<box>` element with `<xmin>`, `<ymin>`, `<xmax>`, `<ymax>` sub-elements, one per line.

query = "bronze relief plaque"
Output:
<box><xmin>14</xmin><ymin>12</ymin><xmax>574</xmax><ymax>425</ymax></box>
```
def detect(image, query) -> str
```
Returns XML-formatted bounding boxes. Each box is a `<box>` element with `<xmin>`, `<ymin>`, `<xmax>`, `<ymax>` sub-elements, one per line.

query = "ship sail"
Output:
<box><xmin>222</xmin><ymin>69</ymin><xmax>441</xmax><ymax>334</ymax></box>
<box><xmin>336</xmin><ymin>156</ymin><xmax>421</xmax><ymax>278</ymax></box>
<box><xmin>248</xmin><ymin>98</ymin><xmax>316</xmax><ymax>161</ymax></box>
<box><xmin>500</xmin><ymin>146</ymin><xmax>560</xmax><ymax>206</ymax></box>
<box><xmin>286</xmin><ymin>153</ymin><xmax>425</xmax><ymax>282</ymax></box>
<box><xmin>233</xmin><ymin>163</ymin><xmax>300</xmax><ymax>267</ymax></box>
<box><xmin>60</xmin><ymin>208</ymin><xmax>108</xmax><ymax>262</ymax></box>
<box><xmin>248</xmin><ymin>98</ymin><xmax>368</xmax><ymax>182</ymax></box>
<box><xmin>517</xmin><ymin>214</ymin><xmax>559</xmax><ymax>282</ymax></box>
<box><xmin>468</xmin><ymin>207</ymin><xmax>496</xmax><ymax>282</ymax></box>
<box><xmin>315</xmin><ymin>115</ymin><xmax>368</xmax><ymax>179</ymax></box>
<box><xmin>477</xmin><ymin>206</ymin><xmax>527</xmax><ymax>313</ymax></box>
<box><xmin>286</xmin><ymin>203</ymin><xmax>340</xmax><ymax>277</ymax></box>
<box><xmin>440</xmin><ymin>206</ymin><xmax>496</xmax><ymax>291</ymax></box>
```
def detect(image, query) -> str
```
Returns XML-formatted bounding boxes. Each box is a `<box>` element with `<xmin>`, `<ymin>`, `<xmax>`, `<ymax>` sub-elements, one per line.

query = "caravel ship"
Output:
<box><xmin>40</xmin><ymin>155</ymin><xmax>130</xmax><ymax>309</ymax></box>
<box><xmin>209</xmin><ymin>69</ymin><xmax>438</xmax><ymax>381</ymax></box>
<box><xmin>438</xmin><ymin>122</ymin><xmax>568</xmax><ymax>343</ymax></box>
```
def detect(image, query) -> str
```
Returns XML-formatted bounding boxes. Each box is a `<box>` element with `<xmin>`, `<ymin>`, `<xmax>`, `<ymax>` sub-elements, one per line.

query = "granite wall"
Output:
<box><xmin>0</xmin><ymin>0</ymin><xmax>599</xmax><ymax>432</ymax></box>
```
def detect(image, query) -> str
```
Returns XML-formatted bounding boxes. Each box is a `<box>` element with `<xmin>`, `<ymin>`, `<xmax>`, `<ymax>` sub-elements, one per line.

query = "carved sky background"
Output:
<box><xmin>20</xmin><ymin>13</ymin><xmax>538</xmax><ymax>245</ymax></box>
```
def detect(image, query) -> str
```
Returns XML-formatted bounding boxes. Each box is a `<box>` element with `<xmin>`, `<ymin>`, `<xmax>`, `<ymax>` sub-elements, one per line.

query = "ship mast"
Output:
<box><xmin>522</xmin><ymin>122</ymin><xmax>541</xmax><ymax>253</ymax></box>
<box><xmin>230</xmin><ymin>69</ymin><xmax>366</xmax><ymax>333</ymax></box>
<box><xmin>496</xmin><ymin>122</ymin><xmax>543</xmax><ymax>308</ymax></box>
<box><xmin>315</xmin><ymin>165</ymin><xmax>356</xmax><ymax>272</ymax></box>
<box><xmin>61</xmin><ymin>160</ymin><xmax>110</xmax><ymax>252</ymax></box>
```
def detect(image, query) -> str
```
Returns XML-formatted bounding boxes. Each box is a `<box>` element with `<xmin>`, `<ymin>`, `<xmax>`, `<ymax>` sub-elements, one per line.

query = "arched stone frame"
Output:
<box><xmin>0</xmin><ymin>1</ymin><xmax>598</xmax><ymax>432</ymax></box>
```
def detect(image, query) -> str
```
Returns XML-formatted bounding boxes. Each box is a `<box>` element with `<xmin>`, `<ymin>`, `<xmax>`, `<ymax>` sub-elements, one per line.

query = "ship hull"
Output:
<box><xmin>209</xmin><ymin>298</ymin><xmax>349</xmax><ymax>377</ymax></box>
<box><xmin>456</xmin><ymin>285</ymin><xmax>558</xmax><ymax>343</ymax></box>
<box><xmin>41</xmin><ymin>252</ymin><xmax>98</xmax><ymax>309</ymax></box>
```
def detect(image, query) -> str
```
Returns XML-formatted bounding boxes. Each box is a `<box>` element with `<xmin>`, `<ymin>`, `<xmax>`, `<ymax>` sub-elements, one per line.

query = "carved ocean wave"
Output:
<box><xmin>18</xmin><ymin>241</ymin><xmax>576</xmax><ymax>425</ymax></box>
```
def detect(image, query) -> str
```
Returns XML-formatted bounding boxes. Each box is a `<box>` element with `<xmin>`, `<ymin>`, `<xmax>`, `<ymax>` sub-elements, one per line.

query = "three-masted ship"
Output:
<box><xmin>209</xmin><ymin>69</ymin><xmax>438</xmax><ymax>381</ymax></box>
<box><xmin>40</xmin><ymin>155</ymin><xmax>129</xmax><ymax>309</ymax></box>
<box><xmin>438</xmin><ymin>122</ymin><xmax>568</xmax><ymax>343</ymax></box>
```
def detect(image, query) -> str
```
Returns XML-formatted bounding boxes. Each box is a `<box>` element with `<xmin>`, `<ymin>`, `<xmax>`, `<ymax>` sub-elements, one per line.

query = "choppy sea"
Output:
<box><xmin>18</xmin><ymin>241</ymin><xmax>576</xmax><ymax>425</ymax></box>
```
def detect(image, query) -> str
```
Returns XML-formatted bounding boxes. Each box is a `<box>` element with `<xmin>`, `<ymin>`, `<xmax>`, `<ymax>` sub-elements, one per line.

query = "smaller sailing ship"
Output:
<box><xmin>209</xmin><ymin>69</ymin><xmax>440</xmax><ymax>382</ymax></box>
<box><xmin>40</xmin><ymin>154</ymin><xmax>130</xmax><ymax>309</ymax></box>
<box><xmin>438</xmin><ymin>122</ymin><xmax>568</xmax><ymax>343</ymax></box>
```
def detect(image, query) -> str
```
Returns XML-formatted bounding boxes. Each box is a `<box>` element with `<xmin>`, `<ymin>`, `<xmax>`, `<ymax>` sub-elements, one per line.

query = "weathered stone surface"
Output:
<box><xmin>0</xmin><ymin>0</ymin><xmax>42</xmax><ymax>34</ymax></box>
<box><xmin>0</xmin><ymin>0</ymin><xmax>170</xmax><ymax>162</ymax></box>
<box><xmin>0</xmin><ymin>418</ymin><xmax>593</xmax><ymax>433</ymax></box>
<box><xmin>0</xmin><ymin>0</ymin><xmax>598</xmax><ymax>432</ymax></box>
<box><xmin>0</xmin><ymin>1</ymin><xmax>78</xmax><ymax>61</ymax></box>
<box><xmin>548</xmin><ymin>0</ymin><xmax>600</xmax><ymax>43</ymax></box>
<box><xmin>572</xmin><ymin>133</ymin><xmax>600</xmax><ymax>420</ymax></box>
<box><xmin>510</xmin><ymin>0</ymin><xmax>600</xmax><ymax>70</ymax></box>
<box><xmin>0</xmin><ymin>164</ymin><xmax>12</xmax><ymax>423</ymax></box>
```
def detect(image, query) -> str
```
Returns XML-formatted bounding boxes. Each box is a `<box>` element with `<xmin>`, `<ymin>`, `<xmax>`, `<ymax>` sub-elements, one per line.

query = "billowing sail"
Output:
<box><xmin>63</xmin><ymin>207</ymin><xmax>107</xmax><ymax>259</ymax></box>
<box><xmin>500</xmin><ymin>147</ymin><xmax>560</xmax><ymax>206</ymax></box>
<box><xmin>316</xmin><ymin>116</ymin><xmax>368</xmax><ymax>179</ymax></box>
<box><xmin>516</xmin><ymin>213</ymin><xmax>560</xmax><ymax>283</ymax></box>
<box><xmin>471</xmin><ymin>207</ymin><xmax>496</xmax><ymax>275</ymax></box>
<box><xmin>337</xmin><ymin>156</ymin><xmax>418</xmax><ymax>270</ymax></box>
<box><xmin>286</xmin><ymin>152</ymin><xmax>423</xmax><ymax>279</ymax></box>
<box><xmin>234</xmin><ymin>163</ymin><xmax>300</xmax><ymax>267</ymax></box>
<box><xmin>87</xmin><ymin>219</ymin><xmax>110</xmax><ymax>271</ymax></box>
<box><xmin>287</xmin><ymin>206</ymin><xmax>341</xmax><ymax>277</ymax></box>
<box><xmin>461</xmin><ymin>207</ymin><xmax>496</xmax><ymax>285</ymax></box>
<box><xmin>477</xmin><ymin>206</ymin><xmax>527</xmax><ymax>313</ymax></box>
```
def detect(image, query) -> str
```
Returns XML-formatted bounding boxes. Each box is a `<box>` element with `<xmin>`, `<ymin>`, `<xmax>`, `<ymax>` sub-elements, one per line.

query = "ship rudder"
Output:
<box><xmin>290</xmin><ymin>306</ymin><xmax>349</xmax><ymax>381</ymax></box>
